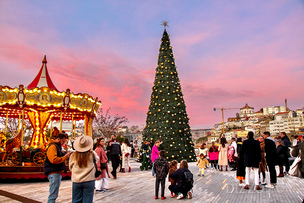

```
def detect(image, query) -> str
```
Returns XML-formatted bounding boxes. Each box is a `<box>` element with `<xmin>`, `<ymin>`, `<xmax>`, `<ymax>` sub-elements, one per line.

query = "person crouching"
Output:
<box><xmin>153</xmin><ymin>150</ymin><xmax>169</xmax><ymax>200</ymax></box>
<box><xmin>168</xmin><ymin>160</ymin><xmax>178</xmax><ymax>198</ymax></box>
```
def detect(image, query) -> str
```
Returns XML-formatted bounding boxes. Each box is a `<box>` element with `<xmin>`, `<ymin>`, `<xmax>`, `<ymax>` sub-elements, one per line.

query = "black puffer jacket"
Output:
<box><xmin>276</xmin><ymin>145</ymin><xmax>287</xmax><ymax>166</ymax></box>
<box><xmin>169</xmin><ymin>168</ymin><xmax>190</xmax><ymax>188</ymax></box>
<box><xmin>153</xmin><ymin>157</ymin><xmax>169</xmax><ymax>179</ymax></box>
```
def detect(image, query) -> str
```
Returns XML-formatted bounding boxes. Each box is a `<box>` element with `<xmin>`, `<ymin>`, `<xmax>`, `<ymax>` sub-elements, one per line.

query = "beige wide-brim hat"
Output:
<box><xmin>74</xmin><ymin>135</ymin><xmax>93</xmax><ymax>152</ymax></box>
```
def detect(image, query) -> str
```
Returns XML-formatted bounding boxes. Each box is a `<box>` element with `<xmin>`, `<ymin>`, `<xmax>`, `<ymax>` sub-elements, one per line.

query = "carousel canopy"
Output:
<box><xmin>0</xmin><ymin>55</ymin><xmax>102</xmax><ymax>147</ymax></box>
<box><xmin>0</xmin><ymin>55</ymin><xmax>102</xmax><ymax>121</ymax></box>
<box><xmin>27</xmin><ymin>55</ymin><xmax>58</xmax><ymax>91</ymax></box>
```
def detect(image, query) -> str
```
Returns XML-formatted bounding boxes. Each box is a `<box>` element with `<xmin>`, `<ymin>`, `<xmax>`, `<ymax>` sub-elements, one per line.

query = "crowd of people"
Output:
<box><xmin>42</xmin><ymin>129</ymin><xmax>303</xmax><ymax>202</ymax></box>
<box><xmin>196</xmin><ymin>131</ymin><xmax>304</xmax><ymax>190</ymax></box>
<box><xmin>43</xmin><ymin>132</ymin><xmax>194</xmax><ymax>202</ymax></box>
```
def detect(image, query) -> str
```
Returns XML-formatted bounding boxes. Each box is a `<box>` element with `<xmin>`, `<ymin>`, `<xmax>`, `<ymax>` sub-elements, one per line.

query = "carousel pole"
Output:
<box><xmin>18</xmin><ymin>113</ymin><xmax>21</xmax><ymax>133</ymax></box>
<box><xmin>84</xmin><ymin>115</ymin><xmax>87</xmax><ymax>135</ymax></box>
<box><xmin>49</xmin><ymin>118</ymin><xmax>53</xmax><ymax>140</ymax></box>
<box><xmin>71</xmin><ymin>114</ymin><xmax>74</xmax><ymax>139</ymax></box>
<box><xmin>19</xmin><ymin>109</ymin><xmax>25</xmax><ymax>166</ymax></box>
<box><xmin>59</xmin><ymin>112</ymin><xmax>63</xmax><ymax>133</ymax></box>
<box><xmin>4</xmin><ymin>112</ymin><xmax>8</xmax><ymax>135</ymax></box>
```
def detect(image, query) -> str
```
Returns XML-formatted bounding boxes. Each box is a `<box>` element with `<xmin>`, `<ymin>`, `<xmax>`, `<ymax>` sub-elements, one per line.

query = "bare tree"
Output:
<box><xmin>93</xmin><ymin>108</ymin><xmax>128</xmax><ymax>138</ymax></box>
<box><xmin>0</xmin><ymin>117</ymin><xmax>31</xmax><ymax>138</ymax></box>
<box><xmin>130</xmin><ymin>125</ymin><xmax>139</xmax><ymax>133</ymax></box>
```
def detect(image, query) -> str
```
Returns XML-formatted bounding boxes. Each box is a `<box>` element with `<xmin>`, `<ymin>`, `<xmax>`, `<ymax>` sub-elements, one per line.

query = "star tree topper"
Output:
<box><xmin>160</xmin><ymin>20</ymin><xmax>169</xmax><ymax>29</ymax></box>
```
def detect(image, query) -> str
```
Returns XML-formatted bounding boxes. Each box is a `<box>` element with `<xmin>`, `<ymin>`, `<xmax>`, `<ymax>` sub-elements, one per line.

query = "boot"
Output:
<box><xmin>122</xmin><ymin>168</ymin><xmax>125</xmax><ymax>173</ymax></box>
<box><xmin>129</xmin><ymin>167</ymin><xmax>131</xmax><ymax>172</ymax></box>
<box><xmin>220</xmin><ymin>166</ymin><xmax>223</xmax><ymax>171</ymax></box>
<box><xmin>226</xmin><ymin>166</ymin><xmax>228</xmax><ymax>171</ymax></box>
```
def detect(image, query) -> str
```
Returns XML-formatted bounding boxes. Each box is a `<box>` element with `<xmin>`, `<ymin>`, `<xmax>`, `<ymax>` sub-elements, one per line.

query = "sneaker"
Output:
<box><xmin>255</xmin><ymin>185</ymin><xmax>262</xmax><ymax>190</ymax></box>
<box><xmin>265</xmin><ymin>184</ymin><xmax>275</xmax><ymax>189</ymax></box>
<box><xmin>244</xmin><ymin>185</ymin><xmax>249</xmax><ymax>190</ymax></box>
<box><xmin>188</xmin><ymin>191</ymin><xmax>192</xmax><ymax>199</ymax></box>
<box><xmin>96</xmin><ymin>190</ymin><xmax>104</xmax><ymax>193</ymax></box>
<box><xmin>103</xmin><ymin>189</ymin><xmax>109</xmax><ymax>192</ymax></box>
<box><xmin>239</xmin><ymin>183</ymin><xmax>245</xmax><ymax>187</ymax></box>
<box><xmin>176</xmin><ymin>193</ymin><xmax>184</xmax><ymax>200</ymax></box>
<box><xmin>161</xmin><ymin>197</ymin><xmax>166</xmax><ymax>200</ymax></box>
<box><xmin>170</xmin><ymin>194</ymin><xmax>174</xmax><ymax>198</ymax></box>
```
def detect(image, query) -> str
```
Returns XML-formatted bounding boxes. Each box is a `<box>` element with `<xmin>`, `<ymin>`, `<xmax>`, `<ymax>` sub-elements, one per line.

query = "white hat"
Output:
<box><xmin>73</xmin><ymin>135</ymin><xmax>93</xmax><ymax>152</ymax></box>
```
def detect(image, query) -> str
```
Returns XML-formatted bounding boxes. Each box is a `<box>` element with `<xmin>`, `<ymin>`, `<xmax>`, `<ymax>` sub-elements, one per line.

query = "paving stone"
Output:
<box><xmin>0</xmin><ymin>159</ymin><xmax>303</xmax><ymax>202</ymax></box>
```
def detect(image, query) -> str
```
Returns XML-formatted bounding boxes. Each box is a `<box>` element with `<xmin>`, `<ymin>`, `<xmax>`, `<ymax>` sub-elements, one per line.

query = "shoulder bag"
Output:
<box><xmin>93</xmin><ymin>152</ymin><xmax>102</xmax><ymax>178</ymax></box>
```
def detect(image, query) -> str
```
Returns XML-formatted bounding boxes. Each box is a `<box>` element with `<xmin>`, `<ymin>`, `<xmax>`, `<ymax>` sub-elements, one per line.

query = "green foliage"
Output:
<box><xmin>116</xmin><ymin>134</ymin><xmax>125</xmax><ymax>144</ymax></box>
<box><xmin>142</xmin><ymin>29</ymin><xmax>195</xmax><ymax>162</ymax></box>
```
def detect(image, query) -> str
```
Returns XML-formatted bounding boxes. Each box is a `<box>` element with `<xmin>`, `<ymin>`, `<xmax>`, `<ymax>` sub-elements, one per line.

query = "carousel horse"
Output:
<box><xmin>1</xmin><ymin>131</ymin><xmax>21</xmax><ymax>162</ymax></box>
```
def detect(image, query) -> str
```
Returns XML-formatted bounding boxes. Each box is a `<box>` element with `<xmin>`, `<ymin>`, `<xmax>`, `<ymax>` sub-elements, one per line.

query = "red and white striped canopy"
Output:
<box><xmin>27</xmin><ymin>55</ymin><xmax>58</xmax><ymax>91</ymax></box>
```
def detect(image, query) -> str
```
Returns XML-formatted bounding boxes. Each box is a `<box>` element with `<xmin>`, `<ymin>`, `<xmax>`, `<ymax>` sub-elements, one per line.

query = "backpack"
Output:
<box><xmin>183</xmin><ymin>171</ymin><xmax>194</xmax><ymax>190</ymax></box>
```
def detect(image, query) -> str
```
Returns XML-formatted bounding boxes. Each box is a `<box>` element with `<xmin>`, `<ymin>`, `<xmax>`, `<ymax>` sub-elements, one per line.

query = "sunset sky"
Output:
<box><xmin>1</xmin><ymin>1</ymin><xmax>304</xmax><ymax>129</ymax></box>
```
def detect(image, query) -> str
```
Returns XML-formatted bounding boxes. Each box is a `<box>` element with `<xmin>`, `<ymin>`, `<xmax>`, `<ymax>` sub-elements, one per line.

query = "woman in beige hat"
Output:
<box><xmin>69</xmin><ymin>135</ymin><xmax>99</xmax><ymax>203</ymax></box>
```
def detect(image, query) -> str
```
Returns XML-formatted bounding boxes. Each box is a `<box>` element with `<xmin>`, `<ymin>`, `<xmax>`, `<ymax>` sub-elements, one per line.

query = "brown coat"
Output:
<box><xmin>259</xmin><ymin>142</ymin><xmax>267</xmax><ymax>172</ymax></box>
<box><xmin>95</xmin><ymin>146</ymin><xmax>109</xmax><ymax>179</ymax></box>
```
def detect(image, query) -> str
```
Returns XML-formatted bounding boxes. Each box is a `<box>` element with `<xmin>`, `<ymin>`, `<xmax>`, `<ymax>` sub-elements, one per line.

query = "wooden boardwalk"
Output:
<box><xmin>0</xmin><ymin>159</ymin><xmax>304</xmax><ymax>203</ymax></box>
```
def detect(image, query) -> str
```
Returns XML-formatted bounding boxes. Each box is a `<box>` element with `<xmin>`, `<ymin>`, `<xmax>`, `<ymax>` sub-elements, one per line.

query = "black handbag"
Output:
<box><xmin>93</xmin><ymin>153</ymin><xmax>102</xmax><ymax>178</ymax></box>
<box><xmin>100</xmin><ymin>163</ymin><xmax>107</xmax><ymax>169</ymax></box>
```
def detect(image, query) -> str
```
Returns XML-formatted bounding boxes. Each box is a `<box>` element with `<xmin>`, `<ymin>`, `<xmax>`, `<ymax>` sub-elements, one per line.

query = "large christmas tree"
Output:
<box><xmin>143</xmin><ymin>27</ymin><xmax>195</xmax><ymax>162</ymax></box>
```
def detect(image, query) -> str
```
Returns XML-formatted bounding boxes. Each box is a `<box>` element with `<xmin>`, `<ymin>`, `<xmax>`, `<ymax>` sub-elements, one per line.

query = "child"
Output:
<box><xmin>197</xmin><ymin>153</ymin><xmax>209</xmax><ymax>176</ymax></box>
<box><xmin>153</xmin><ymin>150</ymin><xmax>169</xmax><ymax>200</ymax></box>
<box><xmin>168</xmin><ymin>160</ymin><xmax>178</xmax><ymax>198</ymax></box>
<box><xmin>140</xmin><ymin>141</ymin><xmax>150</xmax><ymax>171</ymax></box>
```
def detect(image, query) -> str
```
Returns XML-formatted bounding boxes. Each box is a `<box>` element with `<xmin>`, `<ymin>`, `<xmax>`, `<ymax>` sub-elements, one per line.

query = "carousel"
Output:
<box><xmin>0</xmin><ymin>56</ymin><xmax>101</xmax><ymax>179</ymax></box>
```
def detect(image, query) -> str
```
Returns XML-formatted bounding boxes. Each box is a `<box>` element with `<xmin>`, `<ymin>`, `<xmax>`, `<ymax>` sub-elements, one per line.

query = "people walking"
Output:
<box><xmin>44</xmin><ymin>133</ymin><xmax>71</xmax><ymax>203</ymax></box>
<box><xmin>242</xmin><ymin>132</ymin><xmax>262</xmax><ymax>190</ymax></box>
<box><xmin>229</xmin><ymin>138</ymin><xmax>237</xmax><ymax>171</ymax></box>
<box><xmin>196</xmin><ymin>153</ymin><xmax>209</xmax><ymax>176</ymax></box>
<box><xmin>134</xmin><ymin>141</ymin><xmax>139</xmax><ymax>158</ymax></box>
<box><xmin>276</xmin><ymin>139</ymin><xmax>287</xmax><ymax>177</ymax></box>
<box><xmin>95</xmin><ymin>138</ymin><xmax>110</xmax><ymax>193</ymax></box>
<box><xmin>259</xmin><ymin>136</ymin><xmax>267</xmax><ymax>185</ymax></box>
<box><xmin>218</xmin><ymin>137</ymin><xmax>228</xmax><ymax>171</ymax></box>
<box><xmin>140</xmin><ymin>141</ymin><xmax>151</xmax><ymax>171</ymax></box>
<box><xmin>153</xmin><ymin>150</ymin><xmax>169</xmax><ymax>200</ymax></box>
<box><xmin>69</xmin><ymin>135</ymin><xmax>98</xmax><ymax>203</ymax></box>
<box><xmin>151</xmin><ymin>141</ymin><xmax>160</xmax><ymax>176</ymax></box>
<box><xmin>121</xmin><ymin>138</ymin><xmax>132</xmax><ymax>172</ymax></box>
<box><xmin>209</xmin><ymin>142</ymin><xmax>219</xmax><ymax>170</ymax></box>
<box><xmin>236</xmin><ymin>137</ymin><xmax>245</xmax><ymax>186</ymax></box>
<box><xmin>281</xmin><ymin>132</ymin><xmax>291</xmax><ymax>174</ymax></box>
<box><xmin>263</xmin><ymin>131</ymin><xmax>277</xmax><ymax>189</ymax></box>
<box><xmin>199</xmin><ymin>143</ymin><xmax>208</xmax><ymax>157</ymax></box>
<box><xmin>108</xmin><ymin>135</ymin><xmax>122</xmax><ymax>179</ymax></box>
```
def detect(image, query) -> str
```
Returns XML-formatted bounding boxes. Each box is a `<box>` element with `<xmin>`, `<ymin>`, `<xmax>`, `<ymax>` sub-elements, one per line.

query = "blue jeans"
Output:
<box><xmin>47</xmin><ymin>173</ymin><xmax>62</xmax><ymax>203</ymax></box>
<box><xmin>152</xmin><ymin>162</ymin><xmax>155</xmax><ymax>176</ymax></box>
<box><xmin>72</xmin><ymin>180</ymin><xmax>95</xmax><ymax>203</ymax></box>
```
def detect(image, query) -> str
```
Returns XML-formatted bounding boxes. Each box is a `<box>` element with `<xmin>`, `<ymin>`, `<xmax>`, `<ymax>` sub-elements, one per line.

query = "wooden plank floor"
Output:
<box><xmin>0</xmin><ymin>159</ymin><xmax>304</xmax><ymax>203</ymax></box>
